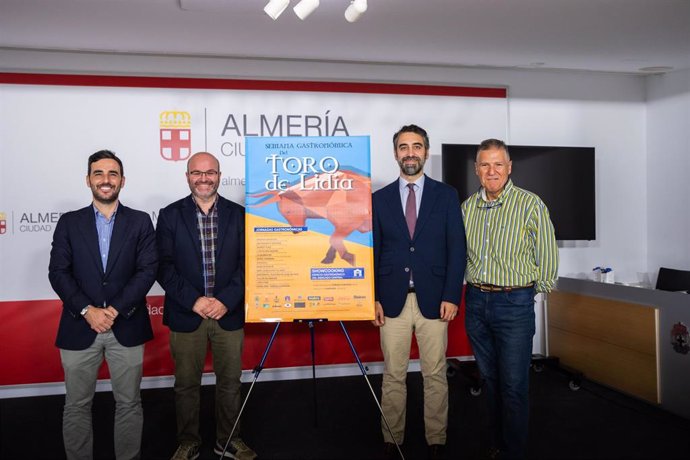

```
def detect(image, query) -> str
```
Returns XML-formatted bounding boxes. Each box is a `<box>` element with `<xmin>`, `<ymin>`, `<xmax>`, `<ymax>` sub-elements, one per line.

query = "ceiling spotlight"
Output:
<box><xmin>293</xmin><ymin>0</ymin><xmax>319</xmax><ymax>20</ymax></box>
<box><xmin>264</xmin><ymin>0</ymin><xmax>290</xmax><ymax>20</ymax></box>
<box><xmin>344</xmin><ymin>0</ymin><xmax>367</xmax><ymax>23</ymax></box>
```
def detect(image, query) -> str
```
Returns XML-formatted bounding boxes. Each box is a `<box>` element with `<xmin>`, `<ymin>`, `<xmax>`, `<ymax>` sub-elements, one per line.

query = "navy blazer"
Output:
<box><xmin>372</xmin><ymin>176</ymin><xmax>467</xmax><ymax>319</ymax></box>
<box><xmin>156</xmin><ymin>195</ymin><xmax>245</xmax><ymax>333</ymax></box>
<box><xmin>48</xmin><ymin>204</ymin><xmax>157</xmax><ymax>350</ymax></box>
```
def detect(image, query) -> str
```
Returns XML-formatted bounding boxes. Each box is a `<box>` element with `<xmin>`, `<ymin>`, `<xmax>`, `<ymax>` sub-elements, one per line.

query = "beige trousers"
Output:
<box><xmin>380</xmin><ymin>293</ymin><xmax>449</xmax><ymax>445</ymax></box>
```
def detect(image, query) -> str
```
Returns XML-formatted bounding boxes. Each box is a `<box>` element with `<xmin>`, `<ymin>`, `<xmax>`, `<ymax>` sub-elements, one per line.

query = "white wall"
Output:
<box><xmin>506</xmin><ymin>77</ymin><xmax>648</xmax><ymax>284</ymax></box>
<box><xmin>646</xmin><ymin>69</ymin><xmax>690</xmax><ymax>285</ymax></box>
<box><xmin>1</xmin><ymin>49</ymin><xmax>657</xmax><ymax>283</ymax></box>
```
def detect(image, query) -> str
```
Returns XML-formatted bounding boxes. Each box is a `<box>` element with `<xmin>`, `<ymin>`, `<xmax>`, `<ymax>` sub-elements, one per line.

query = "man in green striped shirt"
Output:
<box><xmin>461</xmin><ymin>139</ymin><xmax>558</xmax><ymax>460</ymax></box>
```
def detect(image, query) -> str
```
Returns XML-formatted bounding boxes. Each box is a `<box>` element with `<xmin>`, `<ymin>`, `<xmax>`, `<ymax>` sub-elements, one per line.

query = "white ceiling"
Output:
<box><xmin>1</xmin><ymin>0</ymin><xmax>689</xmax><ymax>75</ymax></box>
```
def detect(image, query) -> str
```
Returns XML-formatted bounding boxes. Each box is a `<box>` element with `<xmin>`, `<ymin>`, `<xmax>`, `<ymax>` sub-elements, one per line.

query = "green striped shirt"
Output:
<box><xmin>461</xmin><ymin>180</ymin><xmax>559</xmax><ymax>293</ymax></box>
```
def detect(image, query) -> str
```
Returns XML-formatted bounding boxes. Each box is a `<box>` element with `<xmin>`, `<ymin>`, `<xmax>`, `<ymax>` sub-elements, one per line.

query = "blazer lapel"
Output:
<box><xmin>77</xmin><ymin>206</ymin><xmax>105</xmax><ymax>275</ymax></box>
<box><xmin>105</xmin><ymin>205</ymin><xmax>128</xmax><ymax>277</ymax></box>
<box><xmin>384</xmin><ymin>181</ymin><xmax>409</xmax><ymax>238</ymax></box>
<box><xmin>414</xmin><ymin>176</ymin><xmax>436</xmax><ymax>239</ymax></box>
<box><xmin>182</xmin><ymin>196</ymin><xmax>203</xmax><ymax>259</ymax></box>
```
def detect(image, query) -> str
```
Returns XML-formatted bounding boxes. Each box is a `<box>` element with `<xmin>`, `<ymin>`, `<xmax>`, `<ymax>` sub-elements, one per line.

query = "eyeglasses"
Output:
<box><xmin>476</xmin><ymin>196</ymin><xmax>503</xmax><ymax>210</ymax></box>
<box><xmin>188</xmin><ymin>170</ymin><xmax>219</xmax><ymax>178</ymax></box>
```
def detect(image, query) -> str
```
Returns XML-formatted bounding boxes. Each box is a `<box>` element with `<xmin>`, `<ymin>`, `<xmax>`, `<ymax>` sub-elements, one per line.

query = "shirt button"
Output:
<box><xmin>404</xmin><ymin>267</ymin><xmax>410</xmax><ymax>273</ymax></box>
<box><xmin>409</xmin><ymin>247</ymin><xmax>415</xmax><ymax>252</ymax></box>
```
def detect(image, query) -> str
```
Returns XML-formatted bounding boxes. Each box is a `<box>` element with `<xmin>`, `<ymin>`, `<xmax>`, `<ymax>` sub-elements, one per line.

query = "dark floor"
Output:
<box><xmin>2</xmin><ymin>363</ymin><xmax>689</xmax><ymax>459</ymax></box>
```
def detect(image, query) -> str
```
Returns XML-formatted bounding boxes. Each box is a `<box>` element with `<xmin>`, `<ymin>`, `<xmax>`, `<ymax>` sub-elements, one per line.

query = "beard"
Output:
<box><xmin>91</xmin><ymin>184</ymin><xmax>120</xmax><ymax>204</ymax></box>
<box><xmin>94</xmin><ymin>192</ymin><xmax>119</xmax><ymax>204</ymax></box>
<box><xmin>398</xmin><ymin>156</ymin><xmax>425</xmax><ymax>177</ymax></box>
<box><xmin>190</xmin><ymin>179</ymin><xmax>218</xmax><ymax>199</ymax></box>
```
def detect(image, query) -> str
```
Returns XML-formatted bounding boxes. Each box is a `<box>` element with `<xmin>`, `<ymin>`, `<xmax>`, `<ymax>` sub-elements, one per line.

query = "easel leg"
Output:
<box><xmin>309</xmin><ymin>320</ymin><xmax>318</xmax><ymax>427</ymax></box>
<box><xmin>339</xmin><ymin>321</ymin><xmax>405</xmax><ymax>460</ymax></box>
<box><xmin>217</xmin><ymin>322</ymin><xmax>281</xmax><ymax>459</ymax></box>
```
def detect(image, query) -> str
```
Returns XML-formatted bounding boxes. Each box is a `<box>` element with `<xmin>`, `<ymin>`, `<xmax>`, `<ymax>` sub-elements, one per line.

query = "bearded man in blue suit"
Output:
<box><xmin>372</xmin><ymin>125</ymin><xmax>466</xmax><ymax>460</ymax></box>
<box><xmin>49</xmin><ymin>150</ymin><xmax>157</xmax><ymax>460</ymax></box>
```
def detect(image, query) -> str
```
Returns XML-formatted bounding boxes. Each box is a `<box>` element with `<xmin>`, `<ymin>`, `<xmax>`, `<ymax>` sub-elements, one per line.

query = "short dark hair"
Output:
<box><xmin>88</xmin><ymin>150</ymin><xmax>124</xmax><ymax>176</ymax></box>
<box><xmin>393</xmin><ymin>124</ymin><xmax>430</xmax><ymax>150</ymax></box>
<box><xmin>476</xmin><ymin>138</ymin><xmax>510</xmax><ymax>161</ymax></box>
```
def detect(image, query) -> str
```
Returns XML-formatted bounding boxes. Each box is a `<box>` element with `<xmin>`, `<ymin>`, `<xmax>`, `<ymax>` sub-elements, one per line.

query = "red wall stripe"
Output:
<box><xmin>0</xmin><ymin>296</ymin><xmax>471</xmax><ymax>386</ymax></box>
<box><xmin>0</xmin><ymin>72</ymin><xmax>506</xmax><ymax>98</ymax></box>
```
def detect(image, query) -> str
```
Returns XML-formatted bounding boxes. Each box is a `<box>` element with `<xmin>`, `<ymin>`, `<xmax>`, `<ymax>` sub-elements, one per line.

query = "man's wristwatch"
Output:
<box><xmin>80</xmin><ymin>306</ymin><xmax>90</xmax><ymax>316</ymax></box>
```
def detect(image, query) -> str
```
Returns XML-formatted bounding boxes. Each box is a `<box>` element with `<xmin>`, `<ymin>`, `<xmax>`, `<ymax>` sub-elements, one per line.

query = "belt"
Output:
<box><xmin>469</xmin><ymin>282</ymin><xmax>534</xmax><ymax>293</ymax></box>
<box><xmin>407</xmin><ymin>286</ymin><xmax>416</xmax><ymax>293</ymax></box>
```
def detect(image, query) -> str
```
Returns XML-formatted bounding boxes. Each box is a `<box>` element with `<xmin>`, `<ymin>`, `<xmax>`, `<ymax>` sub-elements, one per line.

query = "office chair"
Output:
<box><xmin>655</xmin><ymin>267</ymin><xmax>690</xmax><ymax>293</ymax></box>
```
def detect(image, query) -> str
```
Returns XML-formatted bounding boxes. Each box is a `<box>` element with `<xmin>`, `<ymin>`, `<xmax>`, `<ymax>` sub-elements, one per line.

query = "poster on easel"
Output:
<box><xmin>244</xmin><ymin>136</ymin><xmax>375</xmax><ymax>322</ymax></box>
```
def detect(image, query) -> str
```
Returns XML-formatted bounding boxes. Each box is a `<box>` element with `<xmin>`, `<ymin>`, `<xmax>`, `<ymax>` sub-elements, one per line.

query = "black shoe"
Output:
<box><xmin>383</xmin><ymin>442</ymin><xmax>400</xmax><ymax>459</ymax></box>
<box><xmin>485</xmin><ymin>446</ymin><xmax>502</xmax><ymax>460</ymax></box>
<box><xmin>428</xmin><ymin>444</ymin><xmax>446</xmax><ymax>460</ymax></box>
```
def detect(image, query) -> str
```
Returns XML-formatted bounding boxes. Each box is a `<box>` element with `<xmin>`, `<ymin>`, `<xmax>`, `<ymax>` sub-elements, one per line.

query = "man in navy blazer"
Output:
<box><xmin>372</xmin><ymin>125</ymin><xmax>466</xmax><ymax>459</ymax></box>
<box><xmin>49</xmin><ymin>150</ymin><xmax>157</xmax><ymax>460</ymax></box>
<box><xmin>157</xmin><ymin>152</ymin><xmax>255</xmax><ymax>460</ymax></box>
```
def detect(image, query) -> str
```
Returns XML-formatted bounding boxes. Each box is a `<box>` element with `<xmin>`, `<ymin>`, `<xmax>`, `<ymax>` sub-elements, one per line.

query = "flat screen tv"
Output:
<box><xmin>441</xmin><ymin>144</ymin><xmax>595</xmax><ymax>241</ymax></box>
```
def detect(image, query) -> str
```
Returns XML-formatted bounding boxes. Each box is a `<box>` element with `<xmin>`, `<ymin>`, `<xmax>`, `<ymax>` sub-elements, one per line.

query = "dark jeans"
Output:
<box><xmin>465</xmin><ymin>284</ymin><xmax>536</xmax><ymax>460</ymax></box>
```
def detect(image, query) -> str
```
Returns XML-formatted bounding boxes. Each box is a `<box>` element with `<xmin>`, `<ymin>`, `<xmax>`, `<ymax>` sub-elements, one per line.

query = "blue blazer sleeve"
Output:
<box><xmin>48</xmin><ymin>210</ymin><xmax>96</xmax><ymax>318</ymax></box>
<box><xmin>108</xmin><ymin>211</ymin><xmax>158</xmax><ymax>319</ymax></box>
<box><xmin>211</xmin><ymin>203</ymin><xmax>245</xmax><ymax>316</ymax></box>
<box><xmin>156</xmin><ymin>201</ymin><xmax>204</xmax><ymax>311</ymax></box>
<box><xmin>440</xmin><ymin>185</ymin><xmax>466</xmax><ymax>305</ymax></box>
